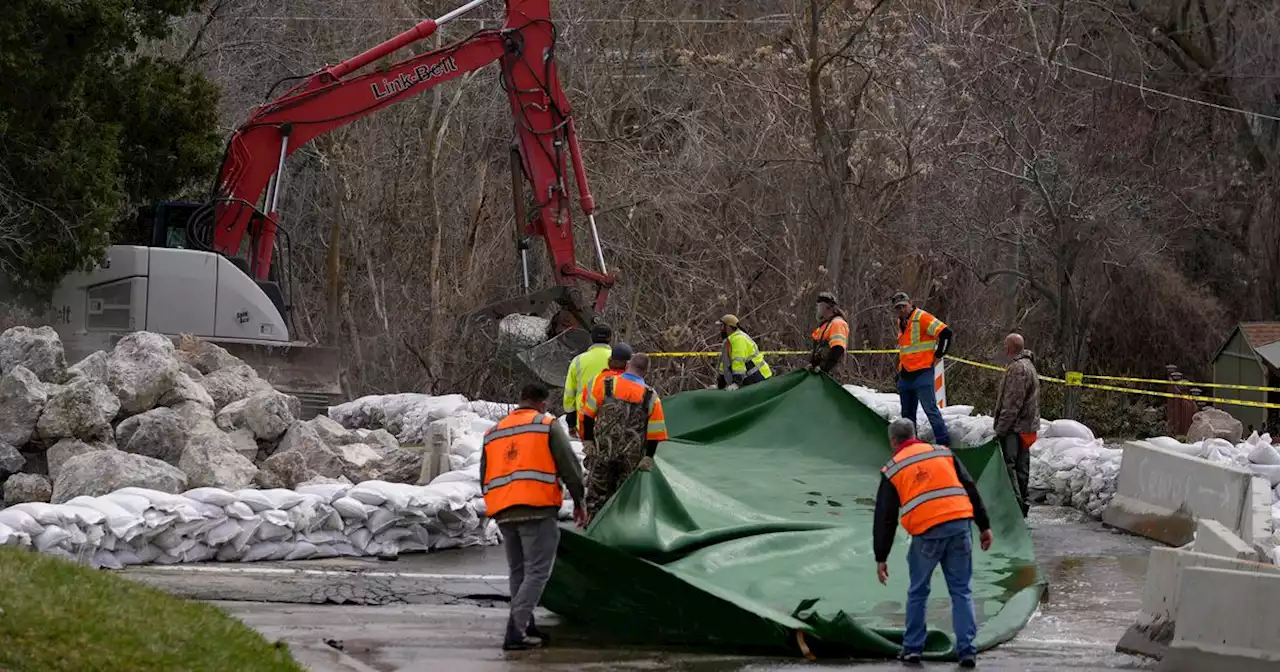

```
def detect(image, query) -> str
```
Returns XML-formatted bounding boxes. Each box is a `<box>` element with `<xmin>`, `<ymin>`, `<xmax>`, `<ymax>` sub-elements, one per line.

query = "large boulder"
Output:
<box><xmin>202</xmin><ymin>365</ymin><xmax>272</xmax><ymax>411</ymax></box>
<box><xmin>1187</xmin><ymin>407</ymin><xmax>1245</xmax><ymax>443</ymax></box>
<box><xmin>257</xmin><ymin>444</ymin><xmax>345</xmax><ymax>489</ymax></box>
<box><xmin>66</xmin><ymin>350</ymin><xmax>109</xmax><ymax>384</ymax></box>
<box><xmin>216</xmin><ymin>390</ymin><xmax>299</xmax><ymax>442</ymax></box>
<box><xmin>3</xmin><ymin>473</ymin><xmax>52</xmax><ymax>504</ymax></box>
<box><xmin>36</xmin><ymin>377</ymin><xmax>120</xmax><ymax>442</ymax></box>
<box><xmin>116</xmin><ymin>407</ymin><xmax>189</xmax><ymax>465</ymax></box>
<box><xmin>106</xmin><ymin>332</ymin><xmax>183</xmax><ymax>416</ymax></box>
<box><xmin>175</xmin><ymin>335</ymin><xmax>245</xmax><ymax>374</ymax></box>
<box><xmin>0</xmin><ymin>441</ymin><xmax>26</xmax><ymax>478</ymax></box>
<box><xmin>170</xmin><ymin>400</ymin><xmax>220</xmax><ymax>435</ymax></box>
<box><xmin>226</xmin><ymin>428</ymin><xmax>259</xmax><ymax>462</ymax></box>
<box><xmin>336</xmin><ymin>443</ymin><xmax>384</xmax><ymax>482</ymax></box>
<box><xmin>0</xmin><ymin>326</ymin><xmax>67</xmax><ymax>383</ymax></box>
<box><xmin>159</xmin><ymin>371</ymin><xmax>215</xmax><ymax>410</ymax></box>
<box><xmin>0</xmin><ymin>365</ymin><xmax>47</xmax><ymax>446</ymax></box>
<box><xmin>304</xmin><ymin>415</ymin><xmax>360</xmax><ymax>446</ymax></box>
<box><xmin>178</xmin><ymin>431</ymin><xmax>258</xmax><ymax>490</ymax></box>
<box><xmin>46</xmin><ymin>438</ymin><xmax>115</xmax><ymax>480</ymax></box>
<box><xmin>52</xmin><ymin>451</ymin><xmax>188</xmax><ymax>503</ymax></box>
<box><xmin>370</xmin><ymin>445</ymin><xmax>424</xmax><ymax>483</ymax></box>
<box><xmin>358</xmin><ymin>428</ymin><xmax>401</xmax><ymax>452</ymax></box>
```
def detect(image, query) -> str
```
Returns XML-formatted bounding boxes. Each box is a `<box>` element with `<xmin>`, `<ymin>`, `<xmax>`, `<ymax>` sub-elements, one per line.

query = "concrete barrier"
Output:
<box><xmin>1193</xmin><ymin>519</ymin><xmax>1258</xmax><ymax>561</ymax></box>
<box><xmin>1116</xmin><ymin>547</ymin><xmax>1280</xmax><ymax>659</ymax></box>
<box><xmin>1241</xmin><ymin>476</ymin><xmax>1278</xmax><ymax>560</ymax></box>
<box><xmin>1104</xmin><ymin>442</ymin><xmax>1253</xmax><ymax>546</ymax></box>
<box><xmin>1157</xmin><ymin>566</ymin><xmax>1280</xmax><ymax>671</ymax></box>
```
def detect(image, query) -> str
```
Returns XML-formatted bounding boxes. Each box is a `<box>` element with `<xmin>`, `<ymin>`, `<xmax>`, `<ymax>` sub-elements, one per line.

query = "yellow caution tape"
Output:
<box><xmin>646</xmin><ymin>349</ymin><xmax>1280</xmax><ymax>409</ymax></box>
<box><xmin>1080</xmin><ymin>373</ymin><xmax>1280</xmax><ymax>394</ymax></box>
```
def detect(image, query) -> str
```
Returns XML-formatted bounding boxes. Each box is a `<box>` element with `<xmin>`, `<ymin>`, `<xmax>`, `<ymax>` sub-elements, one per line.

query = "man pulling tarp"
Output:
<box><xmin>580</xmin><ymin>352</ymin><xmax>669</xmax><ymax>519</ymax></box>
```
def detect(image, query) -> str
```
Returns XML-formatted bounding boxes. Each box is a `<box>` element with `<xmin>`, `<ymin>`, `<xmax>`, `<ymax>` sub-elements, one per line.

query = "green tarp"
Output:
<box><xmin>541</xmin><ymin>370</ymin><xmax>1045</xmax><ymax>660</ymax></box>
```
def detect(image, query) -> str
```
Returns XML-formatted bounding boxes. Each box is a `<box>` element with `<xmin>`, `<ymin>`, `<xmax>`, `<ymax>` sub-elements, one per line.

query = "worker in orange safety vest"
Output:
<box><xmin>480</xmin><ymin>383</ymin><xmax>588</xmax><ymax>651</ymax></box>
<box><xmin>580</xmin><ymin>352</ymin><xmax>669</xmax><ymax>517</ymax></box>
<box><xmin>809</xmin><ymin>291</ymin><xmax>849</xmax><ymax>374</ymax></box>
<box><xmin>874</xmin><ymin>418</ymin><xmax>993</xmax><ymax>668</ymax></box>
<box><xmin>893</xmin><ymin>291</ymin><xmax>953</xmax><ymax>446</ymax></box>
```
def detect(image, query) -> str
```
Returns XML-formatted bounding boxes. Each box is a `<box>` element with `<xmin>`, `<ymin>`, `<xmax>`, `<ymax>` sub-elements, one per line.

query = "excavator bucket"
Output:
<box><xmin>467</xmin><ymin>286</ymin><xmax>596</xmax><ymax>390</ymax></box>
<box><xmin>215</xmin><ymin>341</ymin><xmax>342</xmax><ymax>420</ymax></box>
<box><xmin>517</xmin><ymin>328</ymin><xmax>592</xmax><ymax>389</ymax></box>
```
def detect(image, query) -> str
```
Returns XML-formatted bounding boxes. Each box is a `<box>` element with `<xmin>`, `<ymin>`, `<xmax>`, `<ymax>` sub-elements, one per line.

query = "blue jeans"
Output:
<box><xmin>903</xmin><ymin>518</ymin><xmax>977</xmax><ymax>659</ymax></box>
<box><xmin>898</xmin><ymin>369</ymin><xmax>950</xmax><ymax>446</ymax></box>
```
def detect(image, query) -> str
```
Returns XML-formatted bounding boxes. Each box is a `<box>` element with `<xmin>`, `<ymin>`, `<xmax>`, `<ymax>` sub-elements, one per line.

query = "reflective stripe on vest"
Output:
<box><xmin>481</xmin><ymin>411</ymin><xmax>562</xmax><ymax>516</ymax></box>
<box><xmin>882</xmin><ymin>442</ymin><xmax>974</xmax><ymax>535</ymax></box>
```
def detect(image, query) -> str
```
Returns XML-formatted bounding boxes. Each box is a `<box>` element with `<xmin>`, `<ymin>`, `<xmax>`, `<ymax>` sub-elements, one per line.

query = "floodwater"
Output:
<box><xmin>214</xmin><ymin>506</ymin><xmax>1160</xmax><ymax>672</ymax></box>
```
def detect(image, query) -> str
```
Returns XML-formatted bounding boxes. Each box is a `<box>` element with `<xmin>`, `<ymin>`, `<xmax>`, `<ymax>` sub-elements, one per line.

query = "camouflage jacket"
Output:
<box><xmin>993</xmin><ymin>351</ymin><xmax>1040</xmax><ymax>436</ymax></box>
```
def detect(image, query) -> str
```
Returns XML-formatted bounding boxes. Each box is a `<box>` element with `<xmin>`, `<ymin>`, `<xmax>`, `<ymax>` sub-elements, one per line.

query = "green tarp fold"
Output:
<box><xmin>541</xmin><ymin>370</ymin><xmax>1044</xmax><ymax>659</ymax></box>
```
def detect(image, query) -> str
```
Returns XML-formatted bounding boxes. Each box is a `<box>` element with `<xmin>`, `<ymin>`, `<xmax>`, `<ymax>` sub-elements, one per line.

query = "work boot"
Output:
<box><xmin>502</xmin><ymin>635</ymin><xmax>544</xmax><ymax>651</ymax></box>
<box><xmin>959</xmin><ymin>656</ymin><xmax>977</xmax><ymax>668</ymax></box>
<box><xmin>526</xmin><ymin>622</ymin><xmax>550</xmax><ymax>645</ymax></box>
<box><xmin>897</xmin><ymin>651</ymin><xmax>922</xmax><ymax>665</ymax></box>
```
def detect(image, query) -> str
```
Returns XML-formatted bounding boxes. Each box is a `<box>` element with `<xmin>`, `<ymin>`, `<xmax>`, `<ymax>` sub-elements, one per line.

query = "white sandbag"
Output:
<box><xmin>116</xmin><ymin>488</ymin><xmax>205</xmax><ymax>521</ymax></box>
<box><xmin>347</xmin><ymin>484</ymin><xmax>389</xmax><ymax>507</ymax></box>
<box><xmin>297</xmin><ymin>482</ymin><xmax>351</xmax><ymax>503</ymax></box>
<box><xmin>231</xmin><ymin>517</ymin><xmax>263</xmax><ymax>551</ymax></box>
<box><xmin>1249</xmin><ymin>442</ymin><xmax>1280</xmax><ymax>466</ymax></box>
<box><xmin>255</xmin><ymin>521</ymin><xmax>292</xmax><ymax>542</ymax></box>
<box><xmin>1248</xmin><ymin>464</ymin><xmax>1280</xmax><ymax>487</ymax></box>
<box><xmin>7</xmin><ymin>503</ymin><xmax>74</xmax><ymax>527</ymax></box>
<box><xmin>332</xmin><ymin>497</ymin><xmax>369</xmax><ymax>520</ymax></box>
<box><xmin>349</xmin><ymin>527</ymin><xmax>372</xmax><ymax>550</ymax></box>
<box><xmin>182</xmin><ymin>543</ymin><xmax>217</xmax><ymax>563</ymax></box>
<box><xmin>424</xmin><ymin>481</ymin><xmax>481</xmax><ymax>507</ymax></box>
<box><xmin>184</xmin><ymin>487</ymin><xmax>238</xmax><ymax>508</ymax></box>
<box><xmin>0</xmin><ymin>509</ymin><xmax>46</xmax><ymax>537</ymax></box>
<box><xmin>101</xmin><ymin>491</ymin><xmax>152</xmax><ymax>517</ymax></box>
<box><xmin>0</xmin><ymin>521</ymin><xmax>28</xmax><ymax>546</ymax></box>
<box><xmin>299</xmin><ymin>530</ymin><xmax>346</xmax><ymax>545</ymax></box>
<box><xmin>216</xmin><ymin>545</ymin><xmax>246</xmax><ymax>562</ymax></box>
<box><xmin>93</xmin><ymin>549</ymin><xmax>124</xmax><ymax>569</ymax></box>
<box><xmin>432</xmin><ymin>465</ymin><xmax>480</xmax><ymax>485</ymax></box>
<box><xmin>260</xmin><ymin>509</ymin><xmax>290</xmax><ymax>527</ymax></box>
<box><xmin>450</xmin><ymin>435</ymin><xmax>483</xmax><ymax>460</ymax></box>
<box><xmin>285</xmin><ymin>542</ymin><xmax>319</xmax><ymax>561</ymax></box>
<box><xmin>366</xmin><ymin>508</ymin><xmax>398</xmax><ymax>535</ymax></box>
<box><xmin>65</xmin><ymin>495</ymin><xmax>144</xmax><ymax>540</ymax></box>
<box><xmin>242</xmin><ymin>541</ymin><xmax>291</xmax><ymax>562</ymax></box>
<box><xmin>224</xmin><ymin>501</ymin><xmax>255</xmax><ymax>519</ymax></box>
<box><xmin>1145</xmin><ymin>436</ymin><xmax>1199</xmax><ymax>455</ymax></box>
<box><xmin>287</xmin><ymin>498</ymin><xmax>329</xmax><ymax>533</ymax></box>
<box><xmin>34</xmin><ymin>525</ymin><xmax>72</xmax><ymax>552</ymax></box>
<box><xmin>1043</xmin><ymin>419</ymin><xmax>1095</xmax><ymax>441</ymax></box>
<box><xmin>940</xmin><ymin>404</ymin><xmax>975</xmax><ymax>417</ymax></box>
<box><xmin>257</xmin><ymin>489</ymin><xmax>305</xmax><ymax>510</ymax></box>
<box><xmin>206</xmin><ymin>519</ymin><xmax>242</xmax><ymax>546</ymax></box>
<box><xmin>234</xmin><ymin>489</ymin><xmax>276</xmax><ymax>512</ymax></box>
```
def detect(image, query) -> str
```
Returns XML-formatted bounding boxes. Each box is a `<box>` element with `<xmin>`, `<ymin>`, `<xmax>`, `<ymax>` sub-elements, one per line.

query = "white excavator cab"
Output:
<box><xmin>49</xmin><ymin>202</ymin><xmax>341</xmax><ymax>418</ymax></box>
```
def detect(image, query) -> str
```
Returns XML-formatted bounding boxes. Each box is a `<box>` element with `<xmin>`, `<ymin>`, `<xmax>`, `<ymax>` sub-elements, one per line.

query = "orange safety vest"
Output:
<box><xmin>881</xmin><ymin>441</ymin><xmax>974</xmax><ymax>535</ymax></box>
<box><xmin>578</xmin><ymin>368</ymin><xmax>623</xmax><ymax>430</ymax></box>
<box><xmin>810</xmin><ymin>316</ymin><xmax>850</xmax><ymax>361</ymax></box>
<box><xmin>897</xmin><ymin>308</ymin><xmax>945</xmax><ymax>373</ymax></box>
<box><xmin>481</xmin><ymin>409</ymin><xmax>563</xmax><ymax>517</ymax></box>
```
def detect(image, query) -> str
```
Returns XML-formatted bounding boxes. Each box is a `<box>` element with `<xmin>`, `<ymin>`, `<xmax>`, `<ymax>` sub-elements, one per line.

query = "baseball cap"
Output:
<box><xmin>719</xmin><ymin>314</ymin><xmax>740</xmax><ymax>328</ymax></box>
<box><xmin>610</xmin><ymin>342</ymin><xmax>634</xmax><ymax>362</ymax></box>
<box><xmin>590</xmin><ymin>323</ymin><xmax>613</xmax><ymax>342</ymax></box>
<box><xmin>891</xmin><ymin>291</ymin><xmax>911</xmax><ymax>307</ymax></box>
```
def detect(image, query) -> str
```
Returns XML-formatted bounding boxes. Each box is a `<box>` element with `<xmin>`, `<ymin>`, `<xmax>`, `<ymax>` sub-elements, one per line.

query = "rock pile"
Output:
<box><xmin>0</xmin><ymin>328</ymin><xmax>522</xmax><ymax>564</ymax></box>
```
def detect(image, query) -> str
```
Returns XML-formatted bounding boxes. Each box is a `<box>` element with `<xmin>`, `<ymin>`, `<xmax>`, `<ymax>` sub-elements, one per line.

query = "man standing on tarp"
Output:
<box><xmin>562</xmin><ymin>323</ymin><xmax>614</xmax><ymax>438</ymax></box>
<box><xmin>580</xmin><ymin>352</ymin><xmax>669</xmax><ymax>518</ymax></box>
<box><xmin>993</xmin><ymin>333</ymin><xmax>1040</xmax><ymax>517</ymax></box>
<box><xmin>809</xmin><ymin>291</ymin><xmax>849</xmax><ymax>374</ymax></box>
<box><xmin>480</xmin><ymin>383</ymin><xmax>588</xmax><ymax>651</ymax></box>
<box><xmin>893</xmin><ymin>291</ymin><xmax>953</xmax><ymax>446</ymax></box>
<box><xmin>717</xmin><ymin>314</ymin><xmax>772</xmax><ymax>390</ymax></box>
<box><xmin>874</xmin><ymin>418</ymin><xmax>993</xmax><ymax>668</ymax></box>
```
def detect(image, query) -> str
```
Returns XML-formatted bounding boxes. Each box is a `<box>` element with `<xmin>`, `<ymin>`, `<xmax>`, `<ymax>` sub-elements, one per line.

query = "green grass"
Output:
<box><xmin>0</xmin><ymin>547</ymin><xmax>305</xmax><ymax>672</ymax></box>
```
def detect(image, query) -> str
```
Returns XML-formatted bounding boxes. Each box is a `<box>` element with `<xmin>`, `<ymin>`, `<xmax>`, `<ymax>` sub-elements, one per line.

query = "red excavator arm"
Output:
<box><xmin>209</xmin><ymin>0</ymin><xmax>613</xmax><ymax>326</ymax></box>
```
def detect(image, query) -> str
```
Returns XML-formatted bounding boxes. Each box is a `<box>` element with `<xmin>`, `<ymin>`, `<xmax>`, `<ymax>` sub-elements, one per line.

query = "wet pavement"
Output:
<box><xmin>197</xmin><ymin>506</ymin><xmax>1161</xmax><ymax>671</ymax></box>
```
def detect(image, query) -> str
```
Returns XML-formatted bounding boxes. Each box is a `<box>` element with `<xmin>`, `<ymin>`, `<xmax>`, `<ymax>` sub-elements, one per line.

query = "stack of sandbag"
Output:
<box><xmin>841</xmin><ymin>385</ymin><xmax>1000</xmax><ymax>447</ymax></box>
<box><xmin>0</xmin><ymin>480</ymin><xmax>501</xmax><ymax>569</ymax></box>
<box><xmin>1026</xmin><ymin>420</ymin><xmax>1122</xmax><ymax>518</ymax></box>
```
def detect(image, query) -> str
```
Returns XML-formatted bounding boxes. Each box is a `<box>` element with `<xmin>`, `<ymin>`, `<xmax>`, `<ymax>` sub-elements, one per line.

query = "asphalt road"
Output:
<box><xmin>125</xmin><ymin>506</ymin><xmax>1161</xmax><ymax>671</ymax></box>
